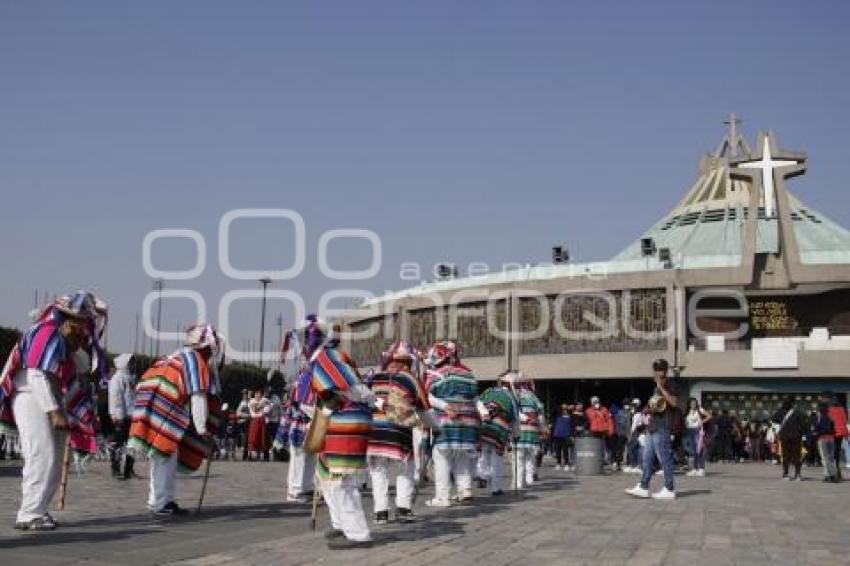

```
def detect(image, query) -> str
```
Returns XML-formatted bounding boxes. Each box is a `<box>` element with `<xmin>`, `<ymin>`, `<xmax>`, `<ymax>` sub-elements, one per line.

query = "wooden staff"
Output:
<box><xmin>57</xmin><ymin>434</ymin><xmax>71</xmax><ymax>510</ymax></box>
<box><xmin>310</xmin><ymin>472</ymin><xmax>320</xmax><ymax>531</ymax></box>
<box><xmin>196</xmin><ymin>441</ymin><xmax>214</xmax><ymax>515</ymax></box>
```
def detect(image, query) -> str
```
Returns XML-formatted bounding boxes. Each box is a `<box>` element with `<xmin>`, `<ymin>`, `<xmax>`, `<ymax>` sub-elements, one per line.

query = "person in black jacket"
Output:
<box><xmin>771</xmin><ymin>397</ymin><xmax>807</xmax><ymax>481</ymax></box>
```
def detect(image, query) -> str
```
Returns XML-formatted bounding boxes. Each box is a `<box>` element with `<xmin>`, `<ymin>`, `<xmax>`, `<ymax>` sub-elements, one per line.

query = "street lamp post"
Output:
<box><xmin>258</xmin><ymin>277</ymin><xmax>272</xmax><ymax>368</ymax></box>
<box><xmin>275</xmin><ymin>314</ymin><xmax>284</xmax><ymax>371</ymax></box>
<box><xmin>153</xmin><ymin>279</ymin><xmax>164</xmax><ymax>358</ymax></box>
<box><xmin>134</xmin><ymin>312</ymin><xmax>140</xmax><ymax>354</ymax></box>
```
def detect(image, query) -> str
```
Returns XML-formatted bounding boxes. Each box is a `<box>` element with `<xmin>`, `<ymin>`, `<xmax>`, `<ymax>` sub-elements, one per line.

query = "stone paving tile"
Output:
<box><xmin>2</xmin><ymin>458</ymin><xmax>850</xmax><ymax>565</ymax></box>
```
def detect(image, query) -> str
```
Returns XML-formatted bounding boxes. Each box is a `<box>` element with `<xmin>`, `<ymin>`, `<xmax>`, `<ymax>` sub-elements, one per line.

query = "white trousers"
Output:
<box><xmin>287</xmin><ymin>444</ymin><xmax>316</xmax><ymax>497</ymax></box>
<box><xmin>433</xmin><ymin>446</ymin><xmax>474</xmax><ymax>502</ymax></box>
<box><xmin>513</xmin><ymin>446</ymin><xmax>536</xmax><ymax>489</ymax></box>
<box><xmin>148</xmin><ymin>452</ymin><xmax>178</xmax><ymax>511</ymax></box>
<box><xmin>321</xmin><ymin>475</ymin><xmax>371</xmax><ymax>542</ymax></box>
<box><xmin>412</xmin><ymin>427</ymin><xmax>423</xmax><ymax>482</ymax></box>
<box><xmin>368</xmin><ymin>456</ymin><xmax>415</xmax><ymax>513</ymax></box>
<box><xmin>13</xmin><ymin>391</ymin><xmax>65</xmax><ymax>522</ymax></box>
<box><xmin>477</xmin><ymin>445</ymin><xmax>504</xmax><ymax>494</ymax></box>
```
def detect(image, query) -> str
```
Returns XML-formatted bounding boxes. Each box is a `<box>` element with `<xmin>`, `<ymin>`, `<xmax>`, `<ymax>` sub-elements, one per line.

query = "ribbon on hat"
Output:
<box><xmin>424</xmin><ymin>340</ymin><xmax>460</xmax><ymax>368</ymax></box>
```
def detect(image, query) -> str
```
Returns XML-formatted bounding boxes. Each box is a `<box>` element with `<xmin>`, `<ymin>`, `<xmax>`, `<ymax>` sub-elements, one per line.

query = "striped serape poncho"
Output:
<box><xmin>128</xmin><ymin>347</ymin><xmax>222</xmax><ymax>472</ymax></box>
<box><xmin>0</xmin><ymin>314</ymin><xmax>96</xmax><ymax>449</ymax></box>
<box><xmin>367</xmin><ymin>369</ymin><xmax>428</xmax><ymax>462</ymax></box>
<box><xmin>426</xmin><ymin>364</ymin><xmax>480</xmax><ymax>451</ymax></box>
<box><xmin>273</xmin><ymin>369</ymin><xmax>315</xmax><ymax>451</ymax></box>
<box><xmin>516</xmin><ymin>389</ymin><xmax>545</xmax><ymax>449</ymax></box>
<box><xmin>310</xmin><ymin>344</ymin><xmax>372</xmax><ymax>480</ymax></box>
<box><xmin>478</xmin><ymin>386</ymin><xmax>518</xmax><ymax>455</ymax></box>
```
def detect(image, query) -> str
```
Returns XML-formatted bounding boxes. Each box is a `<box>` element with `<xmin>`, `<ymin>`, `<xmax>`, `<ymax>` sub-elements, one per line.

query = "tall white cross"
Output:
<box><xmin>735</xmin><ymin>134</ymin><xmax>802</xmax><ymax>218</ymax></box>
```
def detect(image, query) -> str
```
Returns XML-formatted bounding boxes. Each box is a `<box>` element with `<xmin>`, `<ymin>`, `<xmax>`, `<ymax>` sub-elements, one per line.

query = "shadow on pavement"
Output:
<box><xmin>0</xmin><ymin>527</ymin><xmax>158</xmax><ymax>550</ymax></box>
<box><xmin>58</xmin><ymin>502</ymin><xmax>314</xmax><ymax>530</ymax></box>
<box><xmin>376</xmin><ymin>519</ymin><xmax>466</xmax><ymax>544</ymax></box>
<box><xmin>676</xmin><ymin>489</ymin><xmax>712</xmax><ymax>498</ymax></box>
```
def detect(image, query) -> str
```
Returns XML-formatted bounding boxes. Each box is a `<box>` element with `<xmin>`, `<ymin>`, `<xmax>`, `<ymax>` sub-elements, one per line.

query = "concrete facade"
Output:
<box><xmin>338</xmin><ymin>122</ymin><xmax>850</xmax><ymax>408</ymax></box>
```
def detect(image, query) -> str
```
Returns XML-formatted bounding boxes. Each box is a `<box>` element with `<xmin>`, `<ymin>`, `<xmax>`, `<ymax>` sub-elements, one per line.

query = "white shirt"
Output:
<box><xmin>686</xmin><ymin>408</ymin><xmax>708</xmax><ymax>430</ymax></box>
<box><xmin>631</xmin><ymin>411</ymin><xmax>646</xmax><ymax>434</ymax></box>
<box><xmin>108</xmin><ymin>369</ymin><xmax>136</xmax><ymax>421</ymax></box>
<box><xmin>13</xmin><ymin>368</ymin><xmax>59</xmax><ymax>413</ymax></box>
<box><xmin>248</xmin><ymin>398</ymin><xmax>271</xmax><ymax>418</ymax></box>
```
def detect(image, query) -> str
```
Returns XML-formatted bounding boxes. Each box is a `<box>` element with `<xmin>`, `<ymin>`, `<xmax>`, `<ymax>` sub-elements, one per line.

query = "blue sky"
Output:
<box><xmin>1</xmin><ymin>1</ymin><xmax>848</xmax><ymax>357</ymax></box>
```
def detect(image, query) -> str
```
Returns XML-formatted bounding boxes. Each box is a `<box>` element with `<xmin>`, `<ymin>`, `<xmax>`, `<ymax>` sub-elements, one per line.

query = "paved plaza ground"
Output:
<box><xmin>1</xmin><ymin>457</ymin><xmax>848</xmax><ymax>566</ymax></box>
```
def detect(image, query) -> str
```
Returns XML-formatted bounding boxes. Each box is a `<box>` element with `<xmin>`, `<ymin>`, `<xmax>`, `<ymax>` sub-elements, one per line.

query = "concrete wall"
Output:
<box><xmin>682</xmin><ymin>349</ymin><xmax>850</xmax><ymax>379</ymax></box>
<box><xmin>517</xmin><ymin>351</ymin><xmax>668</xmax><ymax>380</ymax></box>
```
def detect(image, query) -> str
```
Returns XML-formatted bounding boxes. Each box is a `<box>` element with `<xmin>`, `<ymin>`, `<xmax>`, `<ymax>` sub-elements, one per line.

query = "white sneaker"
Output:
<box><xmin>686</xmin><ymin>469</ymin><xmax>698</xmax><ymax>477</ymax></box>
<box><xmin>625</xmin><ymin>485</ymin><xmax>650</xmax><ymax>499</ymax></box>
<box><xmin>425</xmin><ymin>498</ymin><xmax>451</xmax><ymax>508</ymax></box>
<box><xmin>695</xmin><ymin>469</ymin><xmax>705</xmax><ymax>477</ymax></box>
<box><xmin>654</xmin><ymin>470</ymin><xmax>663</xmax><ymax>476</ymax></box>
<box><xmin>555</xmin><ymin>465</ymin><xmax>562</xmax><ymax>471</ymax></box>
<box><xmin>651</xmin><ymin>487</ymin><xmax>676</xmax><ymax>500</ymax></box>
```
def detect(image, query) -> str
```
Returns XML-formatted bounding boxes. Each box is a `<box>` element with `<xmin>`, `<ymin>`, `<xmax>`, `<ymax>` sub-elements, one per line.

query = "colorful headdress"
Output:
<box><xmin>499</xmin><ymin>370</ymin><xmax>534</xmax><ymax>391</ymax></box>
<box><xmin>54</xmin><ymin>291</ymin><xmax>99</xmax><ymax>320</ymax></box>
<box><xmin>55</xmin><ymin>291</ymin><xmax>110</xmax><ymax>385</ymax></box>
<box><xmin>299</xmin><ymin>314</ymin><xmax>328</xmax><ymax>359</ymax></box>
<box><xmin>93</xmin><ymin>297</ymin><xmax>108</xmax><ymax>340</ymax></box>
<box><xmin>185</xmin><ymin>323</ymin><xmax>223</xmax><ymax>355</ymax></box>
<box><xmin>381</xmin><ymin>340</ymin><xmax>418</xmax><ymax>370</ymax></box>
<box><xmin>424</xmin><ymin>340</ymin><xmax>460</xmax><ymax>369</ymax></box>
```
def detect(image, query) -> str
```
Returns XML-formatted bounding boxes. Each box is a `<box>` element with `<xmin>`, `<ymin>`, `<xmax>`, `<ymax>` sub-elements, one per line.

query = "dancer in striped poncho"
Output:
<box><xmin>367</xmin><ymin>341</ymin><xmax>429</xmax><ymax>524</ymax></box>
<box><xmin>309</xmin><ymin>336</ymin><xmax>376</xmax><ymax>549</ymax></box>
<box><xmin>0</xmin><ymin>292</ymin><xmax>104</xmax><ymax>531</ymax></box>
<box><xmin>476</xmin><ymin>375</ymin><xmax>519</xmax><ymax>496</ymax></box>
<box><xmin>275</xmin><ymin>315</ymin><xmax>325</xmax><ymax>503</ymax></box>
<box><xmin>503</xmin><ymin>372</ymin><xmax>545</xmax><ymax>489</ymax></box>
<box><xmin>276</xmin><ymin>373</ymin><xmax>316</xmax><ymax>502</ymax></box>
<box><xmin>424</xmin><ymin>341</ymin><xmax>480</xmax><ymax>507</ymax></box>
<box><xmin>128</xmin><ymin>323</ymin><xmax>224</xmax><ymax>516</ymax></box>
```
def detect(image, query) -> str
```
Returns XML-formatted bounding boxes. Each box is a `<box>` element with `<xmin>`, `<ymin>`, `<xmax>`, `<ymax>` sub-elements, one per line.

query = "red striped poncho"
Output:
<box><xmin>367</xmin><ymin>370</ymin><xmax>428</xmax><ymax>462</ymax></box>
<box><xmin>310</xmin><ymin>344</ymin><xmax>372</xmax><ymax>479</ymax></box>
<box><xmin>128</xmin><ymin>348</ymin><xmax>222</xmax><ymax>472</ymax></box>
<box><xmin>0</xmin><ymin>315</ymin><xmax>96</xmax><ymax>451</ymax></box>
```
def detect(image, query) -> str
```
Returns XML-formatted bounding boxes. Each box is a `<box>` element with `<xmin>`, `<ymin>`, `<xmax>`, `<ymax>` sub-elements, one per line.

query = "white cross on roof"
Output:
<box><xmin>734</xmin><ymin>134</ymin><xmax>803</xmax><ymax>218</ymax></box>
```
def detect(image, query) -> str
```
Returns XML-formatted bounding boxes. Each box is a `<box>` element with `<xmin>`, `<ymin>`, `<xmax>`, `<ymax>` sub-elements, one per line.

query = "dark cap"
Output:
<box><xmin>652</xmin><ymin>358</ymin><xmax>669</xmax><ymax>371</ymax></box>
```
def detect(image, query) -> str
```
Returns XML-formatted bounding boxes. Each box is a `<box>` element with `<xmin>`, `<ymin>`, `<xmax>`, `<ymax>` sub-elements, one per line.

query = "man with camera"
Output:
<box><xmin>626</xmin><ymin>358</ymin><xmax>680</xmax><ymax>500</ymax></box>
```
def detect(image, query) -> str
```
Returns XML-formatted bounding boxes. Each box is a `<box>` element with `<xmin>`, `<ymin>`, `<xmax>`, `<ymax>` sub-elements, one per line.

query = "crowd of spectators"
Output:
<box><xmin>542</xmin><ymin>391</ymin><xmax>849</xmax><ymax>483</ymax></box>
